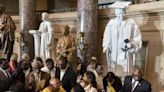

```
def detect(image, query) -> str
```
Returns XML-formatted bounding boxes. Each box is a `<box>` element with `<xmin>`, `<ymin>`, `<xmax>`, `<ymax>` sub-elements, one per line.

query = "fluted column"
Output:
<box><xmin>19</xmin><ymin>0</ymin><xmax>37</xmax><ymax>60</ymax></box>
<box><xmin>77</xmin><ymin>0</ymin><xmax>98</xmax><ymax>62</ymax></box>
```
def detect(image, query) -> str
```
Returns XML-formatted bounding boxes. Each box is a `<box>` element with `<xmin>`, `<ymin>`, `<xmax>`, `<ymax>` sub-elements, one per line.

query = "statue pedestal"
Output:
<box><xmin>29</xmin><ymin>30</ymin><xmax>40</xmax><ymax>57</ymax></box>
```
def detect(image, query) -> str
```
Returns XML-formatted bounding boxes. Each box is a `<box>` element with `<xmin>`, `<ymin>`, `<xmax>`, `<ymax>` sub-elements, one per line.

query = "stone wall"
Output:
<box><xmin>0</xmin><ymin>0</ymin><xmax>47</xmax><ymax>13</ymax></box>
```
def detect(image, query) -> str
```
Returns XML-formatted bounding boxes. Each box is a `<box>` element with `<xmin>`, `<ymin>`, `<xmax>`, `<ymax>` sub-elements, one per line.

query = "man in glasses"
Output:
<box><xmin>122</xmin><ymin>66</ymin><xmax>151</xmax><ymax>92</ymax></box>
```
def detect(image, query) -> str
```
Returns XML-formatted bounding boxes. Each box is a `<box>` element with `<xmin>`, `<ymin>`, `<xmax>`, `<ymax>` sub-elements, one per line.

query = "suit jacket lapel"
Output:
<box><xmin>61</xmin><ymin>67</ymin><xmax>69</xmax><ymax>82</ymax></box>
<box><xmin>132</xmin><ymin>78</ymin><xmax>143</xmax><ymax>92</ymax></box>
<box><xmin>128</xmin><ymin>76</ymin><xmax>133</xmax><ymax>92</ymax></box>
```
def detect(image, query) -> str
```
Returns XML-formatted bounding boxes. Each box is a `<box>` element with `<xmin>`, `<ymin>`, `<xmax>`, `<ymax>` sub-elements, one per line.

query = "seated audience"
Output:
<box><xmin>12</xmin><ymin>66</ymin><xmax>25</xmax><ymax>83</ymax></box>
<box><xmin>122</xmin><ymin>66</ymin><xmax>151</xmax><ymax>92</ymax></box>
<box><xmin>86</xmin><ymin>56</ymin><xmax>98</xmax><ymax>71</ymax></box>
<box><xmin>0</xmin><ymin>58</ymin><xmax>12</xmax><ymax>91</ymax></box>
<box><xmin>76</xmin><ymin>57</ymin><xmax>88</xmax><ymax>84</ymax></box>
<box><xmin>76</xmin><ymin>57</ymin><xmax>84</xmax><ymax>75</ymax></box>
<box><xmin>27</xmin><ymin>60</ymin><xmax>50</xmax><ymax>92</ymax></box>
<box><xmin>96</xmin><ymin>64</ymin><xmax>104</xmax><ymax>91</ymax></box>
<box><xmin>9</xmin><ymin>81</ymin><xmax>26</xmax><ymax>92</ymax></box>
<box><xmin>80</xmin><ymin>71</ymin><xmax>98</xmax><ymax>92</ymax></box>
<box><xmin>96</xmin><ymin>64</ymin><xmax>103</xmax><ymax>76</ymax></box>
<box><xmin>20</xmin><ymin>59</ymin><xmax>31</xmax><ymax>78</ymax></box>
<box><xmin>71</xmin><ymin>84</ymin><xmax>85</xmax><ymax>92</ymax></box>
<box><xmin>86</xmin><ymin>57</ymin><xmax>104</xmax><ymax>91</ymax></box>
<box><xmin>9</xmin><ymin>68</ymin><xmax>25</xmax><ymax>92</ymax></box>
<box><xmin>35</xmin><ymin>57</ymin><xmax>44</xmax><ymax>67</ymax></box>
<box><xmin>9</xmin><ymin>53</ymin><xmax>18</xmax><ymax>74</ymax></box>
<box><xmin>41</xmin><ymin>58</ymin><xmax>55</xmax><ymax>78</ymax></box>
<box><xmin>18</xmin><ymin>53</ymin><xmax>30</xmax><ymax>69</ymax></box>
<box><xmin>12</xmin><ymin>59</ymin><xmax>31</xmax><ymax>87</ymax></box>
<box><xmin>55</xmin><ymin>56</ymin><xmax>76</xmax><ymax>92</ymax></box>
<box><xmin>42</xmin><ymin>78</ymin><xmax>65</xmax><ymax>92</ymax></box>
<box><xmin>103</xmin><ymin>72</ymin><xmax>122</xmax><ymax>92</ymax></box>
<box><xmin>9</xmin><ymin>81</ymin><xmax>25</xmax><ymax>92</ymax></box>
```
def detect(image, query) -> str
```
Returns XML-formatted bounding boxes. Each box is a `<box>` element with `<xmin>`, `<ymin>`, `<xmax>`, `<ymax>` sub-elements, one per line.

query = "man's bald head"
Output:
<box><xmin>49</xmin><ymin>78</ymin><xmax>61</xmax><ymax>91</ymax></box>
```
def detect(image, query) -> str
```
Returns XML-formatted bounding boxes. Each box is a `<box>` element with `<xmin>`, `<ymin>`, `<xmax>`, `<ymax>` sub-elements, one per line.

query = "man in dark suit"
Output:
<box><xmin>122</xmin><ymin>66</ymin><xmax>151</xmax><ymax>92</ymax></box>
<box><xmin>0</xmin><ymin>58</ymin><xmax>12</xmax><ymax>91</ymax></box>
<box><xmin>55</xmin><ymin>56</ymin><xmax>76</xmax><ymax>92</ymax></box>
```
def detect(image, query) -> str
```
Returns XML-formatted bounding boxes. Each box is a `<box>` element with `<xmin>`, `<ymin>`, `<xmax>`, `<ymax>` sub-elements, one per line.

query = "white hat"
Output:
<box><xmin>108</xmin><ymin>1</ymin><xmax>131</xmax><ymax>9</ymax></box>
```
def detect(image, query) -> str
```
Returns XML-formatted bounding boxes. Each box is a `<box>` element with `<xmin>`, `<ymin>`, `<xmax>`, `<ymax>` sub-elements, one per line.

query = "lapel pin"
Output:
<box><xmin>138</xmin><ymin>83</ymin><xmax>141</xmax><ymax>86</ymax></box>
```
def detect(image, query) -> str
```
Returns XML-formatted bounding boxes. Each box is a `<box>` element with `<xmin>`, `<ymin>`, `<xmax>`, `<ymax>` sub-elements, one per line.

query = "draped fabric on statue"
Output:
<box><xmin>38</xmin><ymin>20</ymin><xmax>53</xmax><ymax>62</ymax></box>
<box><xmin>56</xmin><ymin>35</ymin><xmax>77</xmax><ymax>69</ymax></box>
<box><xmin>56</xmin><ymin>36</ymin><xmax>76</xmax><ymax>60</ymax></box>
<box><xmin>0</xmin><ymin>13</ymin><xmax>16</xmax><ymax>60</ymax></box>
<box><xmin>102</xmin><ymin>18</ymin><xmax>142</xmax><ymax>75</ymax></box>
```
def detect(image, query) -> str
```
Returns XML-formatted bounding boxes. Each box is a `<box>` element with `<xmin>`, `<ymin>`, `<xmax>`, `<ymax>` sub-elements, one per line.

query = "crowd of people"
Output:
<box><xmin>0</xmin><ymin>53</ymin><xmax>151</xmax><ymax>92</ymax></box>
<box><xmin>0</xmin><ymin>1</ymin><xmax>153</xmax><ymax>92</ymax></box>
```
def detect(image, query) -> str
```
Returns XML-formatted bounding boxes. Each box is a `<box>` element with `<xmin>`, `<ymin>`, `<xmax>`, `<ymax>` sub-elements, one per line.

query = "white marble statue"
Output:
<box><xmin>102</xmin><ymin>1</ymin><xmax>142</xmax><ymax>76</ymax></box>
<box><xmin>29</xmin><ymin>12</ymin><xmax>54</xmax><ymax>62</ymax></box>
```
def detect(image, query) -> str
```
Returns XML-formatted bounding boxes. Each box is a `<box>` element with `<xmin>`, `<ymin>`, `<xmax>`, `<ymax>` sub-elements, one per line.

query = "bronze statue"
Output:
<box><xmin>56</xmin><ymin>25</ymin><xmax>77</xmax><ymax>69</ymax></box>
<box><xmin>0</xmin><ymin>4</ymin><xmax>16</xmax><ymax>60</ymax></box>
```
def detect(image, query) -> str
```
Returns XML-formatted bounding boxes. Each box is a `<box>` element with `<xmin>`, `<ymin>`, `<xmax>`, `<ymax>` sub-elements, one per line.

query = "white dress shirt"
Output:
<box><xmin>132</xmin><ymin>78</ymin><xmax>139</xmax><ymax>91</ymax></box>
<box><xmin>60</xmin><ymin>66</ymin><xmax>68</xmax><ymax>81</ymax></box>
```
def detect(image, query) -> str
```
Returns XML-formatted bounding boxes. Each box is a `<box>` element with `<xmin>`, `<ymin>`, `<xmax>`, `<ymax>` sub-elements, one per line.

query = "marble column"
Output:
<box><xmin>77</xmin><ymin>0</ymin><xmax>98</xmax><ymax>63</ymax></box>
<box><xmin>19</xmin><ymin>0</ymin><xmax>37</xmax><ymax>60</ymax></box>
